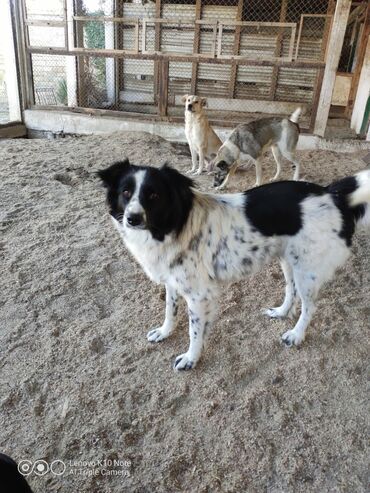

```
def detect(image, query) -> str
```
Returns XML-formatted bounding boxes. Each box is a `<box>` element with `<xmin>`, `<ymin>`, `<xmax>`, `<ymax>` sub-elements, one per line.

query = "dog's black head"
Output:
<box><xmin>213</xmin><ymin>160</ymin><xmax>229</xmax><ymax>188</ymax></box>
<box><xmin>98</xmin><ymin>159</ymin><xmax>194</xmax><ymax>241</ymax></box>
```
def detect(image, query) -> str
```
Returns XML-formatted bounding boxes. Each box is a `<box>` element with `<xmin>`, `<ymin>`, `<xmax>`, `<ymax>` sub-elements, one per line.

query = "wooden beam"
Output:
<box><xmin>0</xmin><ymin>123</ymin><xmax>27</xmax><ymax>138</ymax></box>
<box><xmin>153</xmin><ymin>0</ymin><xmax>161</xmax><ymax>106</ymax></box>
<box><xmin>228</xmin><ymin>0</ymin><xmax>243</xmax><ymax>98</ymax></box>
<box><xmin>321</xmin><ymin>0</ymin><xmax>335</xmax><ymax>61</ymax></box>
<box><xmin>190</xmin><ymin>0</ymin><xmax>202</xmax><ymax>95</ymax></box>
<box><xmin>346</xmin><ymin>3</ymin><xmax>370</xmax><ymax>116</ymax></box>
<box><xmin>314</xmin><ymin>0</ymin><xmax>351</xmax><ymax>137</ymax></box>
<box><xmin>27</xmin><ymin>47</ymin><xmax>325</xmax><ymax>69</ymax></box>
<box><xmin>309</xmin><ymin>66</ymin><xmax>325</xmax><ymax>133</ymax></box>
<box><xmin>74</xmin><ymin>0</ymin><xmax>88</xmax><ymax>107</ymax></box>
<box><xmin>269</xmin><ymin>0</ymin><xmax>288</xmax><ymax>100</ymax></box>
<box><xmin>19</xmin><ymin>0</ymin><xmax>35</xmax><ymax>107</ymax></box>
<box><xmin>158</xmin><ymin>59</ymin><xmax>169</xmax><ymax>117</ymax></box>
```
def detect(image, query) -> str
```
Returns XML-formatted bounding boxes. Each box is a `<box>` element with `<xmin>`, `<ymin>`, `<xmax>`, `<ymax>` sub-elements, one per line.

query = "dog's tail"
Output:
<box><xmin>289</xmin><ymin>107</ymin><xmax>302</xmax><ymax>124</ymax></box>
<box><xmin>329</xmin><ymin>169</ymin><xmax>370</xmax><ymax>231</ymax></box>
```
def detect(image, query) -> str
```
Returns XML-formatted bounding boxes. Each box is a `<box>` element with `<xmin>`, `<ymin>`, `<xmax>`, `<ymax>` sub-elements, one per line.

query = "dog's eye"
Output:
<box><xmin>122</xmin><ymin>190</ymin><xmax>131</xmax><ymax>199</ymax></box>
<box><xmin>149</xmin><ymin>192</ymin><xmax>159</xmax><ymax>200</ymax></box>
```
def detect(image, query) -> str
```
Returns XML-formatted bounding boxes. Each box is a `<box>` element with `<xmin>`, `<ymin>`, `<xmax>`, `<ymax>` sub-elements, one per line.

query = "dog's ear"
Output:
<box><xmin>181</xmin><ymin>94</ymin><xmax>188</xmax><ymax>104</ymax></box>
<box><xmin>97</xmin><ymin>159</ymin><xmax>131</xmax><ymax>188</ymax></box>
<box><xmin>160</xmin><ymin>163</ymin><xmax>195</xmax><ymax>190</ymax></box>
<box><xmin>201</xmin><ymin>97</ymin><xmax>207</xmax><ymax>107</ymax></box>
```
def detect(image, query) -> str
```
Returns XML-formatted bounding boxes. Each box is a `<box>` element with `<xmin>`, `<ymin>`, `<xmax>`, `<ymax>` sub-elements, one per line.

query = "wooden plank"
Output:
<box><xmin>346</xmin><ymin>3</ymin><xmax>370</xmax><ymax>116</ymax></box>
<box><xmin>174</xmin><ymin>95</ymin><xmax>308</xmax><ymax>115</ymax></box>
<box><xmin>153</xmin><ymin>0</ymin><xmax>161</xmax><ymax>106</ymax></box>
<box><xmin>0</xmin><ymin>124</ymin><xmax>27</xmax><ymax>138</ymax></box>
<box><xmin>228</xmin><ymin>0</ymin><xmax>243</xmax><ymax>98</ymax></box>
<box><xmin>27</xmin><ymin>46</ymin><xmax>325</xmax><ymax>69</ymax></box>
<box><xmin>158</xmin><ymin>59</ymin><xmax>169</xmax><ymax>116</ymax></box>
<box><xmin>63</xmin><ymin>0</ymin><xmax>68</xmax><ymax>50</ymax></box>
<box><xmin>73</xmin><ymin>15</ymin><xmax>139</xmax><ymax>23</ymax></box>
<box><xmin>314</xmin><ymin>0</ymin><xmax>352</xmax><ymax>136</ymax></box>
<box><xmin>309</xmin><ymin>66</ymin><xmax>325</xmax><ymax>133</ymax></box>
<box><xmin>321</xmin><ymin>0</ymin><xmax>335</xmax><ymax>61</ymax></box>
<box><xmin>25</xmin><ymin>20</ymin><xmax>66</xmax><ymax>27</ymax></box>
<box><xmin>270</xmin><ymin>0</ymin><xmax>288</xmax><ymax>100</ymax></box>
<box><xmin>20</xmin><ymin>0</ymin><xmax>35</xmax><ymax>107</ymax></box>
<box><xmin>74</xmin><ymin>0</ymin><xmax>88</xmax><ymax>107</ymax></box>
<box><xmin>190</xmin><ymin>0</ymin><xmax>202</xmax><ymax>95</ymax></box>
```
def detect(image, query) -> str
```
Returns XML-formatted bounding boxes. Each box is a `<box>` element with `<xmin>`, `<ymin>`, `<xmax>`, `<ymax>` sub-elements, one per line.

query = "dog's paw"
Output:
<box><xmin>193</xmin><ymin>169</ymin><xmax>203</xmax><ymax>176</ymax></box>
<box><xmin>147</xmin><ymin>327</ymin><xmax>170</xmax><ymax>343</ymax></box>
<box><xmin>264</xmin><ymin>307</ymin><xmax>287</xmax><ymax>319</ymax></box>
<box><xmin>186</xmin><ymin>169</ymin><xmax>195</xmax><ymax>175</ymax></box>
<box><xmin>173</xmin><ymin>352</ymin><xmax>196</xmax><ymax>371</ymax></box>
<box><xmin>281</xmin><ymin>330</ymin><xmax>304</xmax><ymax>347</ymax></box>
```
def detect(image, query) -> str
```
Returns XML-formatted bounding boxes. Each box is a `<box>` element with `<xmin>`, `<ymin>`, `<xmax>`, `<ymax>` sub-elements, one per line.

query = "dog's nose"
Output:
<box><xmin>127</xmin><ymin>213</ymin><xmax>144</xmax><ymax>227</ymax></box>
<box><xmin>188</xmin><ymin>104</ymin><xmax>192</xmax><ymax>110</ymax></box>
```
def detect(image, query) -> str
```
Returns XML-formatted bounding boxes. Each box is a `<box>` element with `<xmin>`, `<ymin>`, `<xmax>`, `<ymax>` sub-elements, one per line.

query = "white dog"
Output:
<box><xmin>182</xmin><ymin>94</ymin><xmax>222</xmax><ymax>175</ymax></box>
<box><xmin>99</xmin><ymin>160</ymin><xmax>370</xmax><ymax>371</ymax></box>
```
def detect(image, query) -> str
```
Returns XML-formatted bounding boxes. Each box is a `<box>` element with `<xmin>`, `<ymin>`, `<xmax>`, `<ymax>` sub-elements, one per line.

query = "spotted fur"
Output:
<box><xmin>99</xmin><ymin>162</ymin><xmax>370</xmax><ymax>370</ymax></box>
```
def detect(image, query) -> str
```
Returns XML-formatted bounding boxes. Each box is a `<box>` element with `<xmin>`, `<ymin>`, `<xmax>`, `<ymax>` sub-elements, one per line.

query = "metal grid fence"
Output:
<box><xmin>23</xmin><ymin>0</ymin><xmax>334</xmax><ymax>130</ymax></box>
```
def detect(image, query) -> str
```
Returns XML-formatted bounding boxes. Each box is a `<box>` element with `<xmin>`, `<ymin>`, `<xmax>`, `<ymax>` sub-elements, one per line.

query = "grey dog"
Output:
<box><xmin>213</xmin><ymin>108</ymin><xmax>301</xmax><ymax>189</ymax></box>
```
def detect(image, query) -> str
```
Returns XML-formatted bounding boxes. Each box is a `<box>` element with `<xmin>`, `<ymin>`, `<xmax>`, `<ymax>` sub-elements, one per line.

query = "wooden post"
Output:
<box><xmin>321</xmin><ymin>0</ymin><xmax>335</xmax><ymax>60</ymax></box>
<box><xmin>153</xmin><ymin>0</ymin><xmax>161</xmax><ymax>106</ymax></box>
<box><xmin>346</xmin><ymin>3</ymin><xmax>370</xmax><ymax>117</ymax></box>
<box><xmin>190</xmin><ymin>0</ymin><xmax>202</xmax><ymax>95</ymax></box>
<box><xmin>309</xmin><ymin>66</ymin><xmax>325</xmax><ymax>133</ymax></box>
<box><xmin>158</xmin><ymin>59</ymin><xmax>168</xmax><ymax>117</ymax></box>
<box><xmin>11</xmin><ymin>0</ymin><xmax>31</xmax><ymax>109</ymax></box>
<box><xmin>74</xmin><ymin>0</ymin><xmax>88</xmax><ymax>107</ymax></box>
<box><xmin>313</xmin><ymin>0</ymin><xmax>351</xmax><ymax>137</ymax></box>
<box><xmin>269</xmin><ymin>0</ymin><xmax>288</xmax><ymax>100</ymax></box>
<box><xmin>228</xmin><ymin>0</ymin><xmax>243</xmax><ymax>98</ymax></box>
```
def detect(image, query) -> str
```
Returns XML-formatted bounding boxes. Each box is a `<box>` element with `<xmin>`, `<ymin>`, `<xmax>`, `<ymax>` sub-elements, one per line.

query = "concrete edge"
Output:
<box><xmin>23</xmin><ymin>109</ymin><xmax>370</xmax><ymax>152</ymax></box>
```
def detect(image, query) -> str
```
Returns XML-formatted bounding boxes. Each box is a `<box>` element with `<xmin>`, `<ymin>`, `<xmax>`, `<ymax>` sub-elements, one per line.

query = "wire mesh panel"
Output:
<box><xmin>120</xmin><ymin>58</ymin><xmax>157</xmax><ymax>113</ymax></box>
<box><xmin>32</xmin><ymin>54</ymin><xmax>68</xmax><ymax>106</ymax></box>
<box><xmin>28</xmin><ymin>26</ymin><xmax>66</xmax><ymax>48</ymax></box>
<box><xmin>24</xmin><ymin>0</ymin><xmax>333</xmax><ymax>129</ymax></box>
<box><xmin>168</xmin><ymin>61</ymin><xmax>192</xmax><ymax>115</ymax></box>
<box><xmin>24</xmin><ymin>0</ymin><xmax>64</xmax><ymax>21</ymax></box>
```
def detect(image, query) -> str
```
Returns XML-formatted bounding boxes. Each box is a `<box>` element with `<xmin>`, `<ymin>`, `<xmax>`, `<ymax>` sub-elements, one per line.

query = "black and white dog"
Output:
<box><xmin>98</xmin><ymin>160</ymin><xmax>370</xmax><ymax>370</ymax></box>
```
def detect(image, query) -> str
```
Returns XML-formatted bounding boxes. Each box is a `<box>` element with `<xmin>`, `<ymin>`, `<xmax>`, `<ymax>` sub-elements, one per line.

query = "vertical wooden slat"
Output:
<box><xmin>10</xmin><ymin>0</ymin><xmax>28</xmax><ymax>110</ymax></box>
<box><xmin>153</xmin><ymin>0</ymin><xmax>161</xmax><ymax>106</ymax></box>
<box><xmin>158</xmin><ymin>59</ymin><xmax>168</xmax><ymax>117</ymax></box>
<box><xmin>321</xmin><ymin>0</ymin><xmax>335</xmax><ymax>60</ymax></box>
<box><xmin>309</xmin><ymin>66</ymin><xmax>325</xmax><ymax>133</ymax></box>
<box><xmin>74</xmin><ymin>0</ymin><xmax>88</xmax><ymax>107</ymax></box>
<box><xmin>228</xmin><ymin>0</ymin><xmax>244</xmax><ymax>98</ymax></box>
<box><xmin>346</xmin><ymin>3</ymin><xmax>370</xmax><ymax>117</ymax></box>
<box><xmin>63</xmin><ymin>0</ymin><xmax>68</xmax><ymax>50</ymax></box>
<box><xmin>19</xmin><ymin>0</ymin><xmax>34</xmax><ymax>107</ymax></box>
<box><xmin>314</xmin><ymin>0</ymin><xmax>352</xmax><ymax>136</ymax></box>
<box><xmin>190</xmin><ymin>0</ymin><xmax>202</xmax><ymax>95</ymax></box>
<box><xmin>269</xmin><ymin>0</ymin><xmax>288</xmax><ymax>100</ymax></box>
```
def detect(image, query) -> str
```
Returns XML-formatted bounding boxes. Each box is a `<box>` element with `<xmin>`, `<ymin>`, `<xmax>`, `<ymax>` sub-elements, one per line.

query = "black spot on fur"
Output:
<box><xmin>170</xmin><ymin>254</ymin><xmax>184</xmax><ymax>269</ymax></box>
<box><xmin>189</xmin><ymin>232</ymin><xmax>203</xmax><ymax>251</ymax></box>
<box><xmin>244</xmin><ymin>181</ymin><xmax>326</xmax><ymax>236</ymax></box>
<box><xmin>328</xmin><ymin>176</ymin><xmax>366</xmax><ymax>246</ymax></box>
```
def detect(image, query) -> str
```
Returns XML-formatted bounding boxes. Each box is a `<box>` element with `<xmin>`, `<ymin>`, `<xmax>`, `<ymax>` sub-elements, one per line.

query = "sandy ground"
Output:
<box><xmin>0</xmin><ymin>132</ymin><xmax>369</xmax><ymax>493</ymax></box>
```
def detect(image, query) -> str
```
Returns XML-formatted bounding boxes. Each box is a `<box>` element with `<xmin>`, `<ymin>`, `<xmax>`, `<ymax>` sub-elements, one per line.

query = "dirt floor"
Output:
<box><xmin>0</xmin><ymin>132</ymin><xmax>369</xmax><ymax>493</ymax></box>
